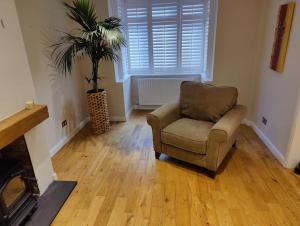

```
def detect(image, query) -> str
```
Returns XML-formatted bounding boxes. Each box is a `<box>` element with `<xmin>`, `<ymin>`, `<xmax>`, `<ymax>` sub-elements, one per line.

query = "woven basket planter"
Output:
<box><xmin>87</xmin><ymin>90</ymin><xmax>110</xmax><ymax>134</ymax></box>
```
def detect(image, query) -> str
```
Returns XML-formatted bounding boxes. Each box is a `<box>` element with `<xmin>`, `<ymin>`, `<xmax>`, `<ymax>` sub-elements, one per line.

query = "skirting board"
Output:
<box><xmin>49</xmin><ymin>117</ymin><xmax>90</xmax><ymax>157</ymax></box>
<box><xmin>243</xmin><ymin>119</ymin><xmax>288</xmax><ymax>167</ymax></box>
<box><xmin>110</xmin><ymin>116</ymin><xmax>127</xmax><ymax>122</ymax></box>
<box><xmin>110</xmin><ymin>106</ymin><xmax>134</xmax><ymax>122</ymax></box>
<box><xmin>52</xmin><ymin>172</ymin><xmax>58</xmax><ymax>180</ymax></box>
<box><xmin>133</xmin><ymin>105</ymin><xmax>160</xmax><ymax>110</ymax></box>
<box><xmin>49</xmin><ymin>113</ymin><xmax>132</xmax><ymax>157</ymax></box>
<box><xmin>125</xmin><ymin>106</ymin><xmax>134</xmax><ymax>121</ymax></box>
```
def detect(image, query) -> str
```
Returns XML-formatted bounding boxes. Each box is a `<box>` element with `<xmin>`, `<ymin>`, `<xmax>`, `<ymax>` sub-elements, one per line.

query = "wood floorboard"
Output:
<box><xmin>52</xmin><ymin>110</ymin><xmax>300</xmax><ymax>226</ymax></box>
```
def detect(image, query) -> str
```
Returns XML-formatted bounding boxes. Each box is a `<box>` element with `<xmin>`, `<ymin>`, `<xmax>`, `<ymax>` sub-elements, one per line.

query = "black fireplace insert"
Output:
<box><xmin>0</xmin><ymin>159</ymin><xmax>37</xmax><ymax>226</ymax></box>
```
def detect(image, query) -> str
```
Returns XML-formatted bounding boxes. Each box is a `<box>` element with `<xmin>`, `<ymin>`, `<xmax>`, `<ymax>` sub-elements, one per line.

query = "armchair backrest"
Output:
<box><xmin>179</xmin><ymin>81</ymin><xmax>238</xmax><ymax>123</ymax></box>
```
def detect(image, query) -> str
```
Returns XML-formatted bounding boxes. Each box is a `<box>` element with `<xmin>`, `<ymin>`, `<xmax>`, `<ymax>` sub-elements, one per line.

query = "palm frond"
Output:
<box><xmin>96</xmin><ymin>27</ymin><xmax>125</xmax><ymax>49</ymax></box>
<box><xmin>63</xmin><ymin>0</ymin><xmax>97</xmax><ymax>31</ymax></box>
<box><xmin>97</xmin><ymin>17</ymin><xmax>126</xmax><ymax>50</ymax></box>
<box><xmin>51</xmin><ymin>33</ymin><xmax>89</xmax><ymax>75</ymax></box>
<box><xmin>80</xmin><ymin>18</ymin><xmax>126</xmax><ymax>50</ymax></box>
<box><xmin>81</xmin><ymin>29</ymin><xmax>100</xmax><ymax>41</ymax></box>
<box><xmin>52</xmin><ymin>0</ymin><xmax>126</xmax><ymax>91</ymax></box>
<box><xmin>100</xmin><ymin>46</ymin><xmax>119</xmax><ymax>62</ymax></box>
<box><xmin>102</xmin><ymin>17</ymin><xmax>123</xmax><ymax>30</ymax></box>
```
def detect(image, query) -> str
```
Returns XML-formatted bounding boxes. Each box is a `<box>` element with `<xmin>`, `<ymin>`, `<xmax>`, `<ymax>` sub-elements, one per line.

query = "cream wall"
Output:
<box><xmin>251</xmin><ymin>0</ymin><xmax>300</xmax><ymax>167</ymax></box>
<box><xmin>79</xmin><ymin>55</ymin><xmax>127</xmax><ymax>121</ymax></box>
<box><xmin>0</xmin><ymin>2</ymin><xmax>36</xmax><ymax>120</ymax></box>
<box><xmin>15</xmin><ymin>0</ymin><xmax>89</xmax><ymax>156</ymax></box>
<box><xmin>286</xmin><ymin>92</ymin><xmax>300</xmax><ymax>167</ymax></box>
<box><xmin>96</xmin><ymin>0</ymin><xmax>268</xmax><ymax>119</ymax></box>
<box><xmin>128</xmin><ymin>0</ymin><xmax>265</xmax><ymax>110</ymax></box>
<box><xmin>8</xmin><ymin>0</ymin><xmax>300</xmax><ymax>168</ymax></box>
<box><xmin>123</xmin><ymin>77</ymin><xmax>133</xmax><ymax>120</ymax></box>
<box><xmin>93</xmin><ymin>0</ymin><xmax>127</xmax><ymax>121</ymax></box>
<box><xmin>0</xmin><ymin>0</ymin><xmax>54</xmax><ymax>193</ymax></box>
<box><xmin>213</xmin><ymin>0</ymin><xmax>264</xmax><ymax>111</ymax></box>
<box><xmin>16</xmin><ymin>0</ymin><xmax>128</xmax><ymax>127</ymax></box>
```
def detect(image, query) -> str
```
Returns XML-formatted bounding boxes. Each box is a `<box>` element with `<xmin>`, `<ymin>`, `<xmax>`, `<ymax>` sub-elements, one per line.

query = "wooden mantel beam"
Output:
<box><xmin>0</xmin><ymin>105</ymin><xmax>49</xmax><ymax>149</ymax></box>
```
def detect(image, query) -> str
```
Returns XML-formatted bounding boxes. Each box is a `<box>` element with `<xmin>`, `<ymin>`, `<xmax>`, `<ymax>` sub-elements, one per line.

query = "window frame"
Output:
<box><xmin>108</xmin><ymin>0</ymin><xmax>218</xmax><ymax>82</ymax></box>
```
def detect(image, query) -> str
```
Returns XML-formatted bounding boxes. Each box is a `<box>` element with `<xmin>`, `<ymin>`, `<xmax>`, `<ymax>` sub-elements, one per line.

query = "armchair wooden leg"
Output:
<box><xmin>207</xmin><ymin>170</ymin><xmax>216</xmax><ymax>179</ymax></box>
<box><xmin>233</xmin><ymin>140</ymin><xmax>237</xmax><ymax>148</ymax></box>
<box><xmin>155</xmin><ymin>152</ymin><xmax>161</xmax><ymax>160</ymax></box>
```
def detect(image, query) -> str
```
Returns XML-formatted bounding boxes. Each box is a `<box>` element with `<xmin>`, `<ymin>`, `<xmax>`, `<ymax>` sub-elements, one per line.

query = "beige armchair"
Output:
<box><xmin>147</xmin><ymin>82</ymin><xmax>247</xmax><ymax>178</ymax></box>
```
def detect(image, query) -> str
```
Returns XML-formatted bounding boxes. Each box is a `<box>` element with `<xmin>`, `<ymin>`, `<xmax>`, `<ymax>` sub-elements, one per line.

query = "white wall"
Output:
<box><xmin>15</xmin><ymin>0</ymin><xmax>90</xmax><ymax>157</ymax></box>
<box><xmin>0</xmin><ymin>0</ymin><xmax>54</xmax><ymax>193</ymax></box>
<box><xmin>251</xmin><ymin>0</ymin><xmax>300</xmax><ymax>167</ymax></box>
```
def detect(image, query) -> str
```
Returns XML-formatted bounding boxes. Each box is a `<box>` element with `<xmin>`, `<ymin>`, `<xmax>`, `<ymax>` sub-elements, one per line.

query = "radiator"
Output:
<box><xmin>137</xmin><ymin>77</ymin><xmax>194</xmax><ymax>106</ymax></box>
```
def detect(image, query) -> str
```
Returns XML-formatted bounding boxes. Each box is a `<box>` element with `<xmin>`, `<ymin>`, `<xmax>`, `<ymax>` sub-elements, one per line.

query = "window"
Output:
<box><xmin>109</xmin><ymin>0</ymin><xmax>217</xmax><ymax>81</ymax></box>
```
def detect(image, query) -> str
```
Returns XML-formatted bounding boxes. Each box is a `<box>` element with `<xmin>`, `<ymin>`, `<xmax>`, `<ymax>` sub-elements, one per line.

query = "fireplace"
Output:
<box><xmin>0</xmin><ymin>104</ymin><xmax>77</xmax><ymax>225</ymax></box>
<box><xmin>0</xmin><ymin>105</ymin><xmax>49</xmax><ymax>226</ymax></box>
<box><xmin>0</xmin><ymin>136</ymin><xmax>39</xmax><ymax>226</ymax></box>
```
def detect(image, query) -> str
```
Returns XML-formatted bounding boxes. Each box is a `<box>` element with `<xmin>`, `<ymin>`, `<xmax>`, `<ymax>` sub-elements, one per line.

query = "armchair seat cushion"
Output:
<box><xmin>161</xmin><ymin>118</ymin><xmax>214</xmax><ymax>154</ymax></box>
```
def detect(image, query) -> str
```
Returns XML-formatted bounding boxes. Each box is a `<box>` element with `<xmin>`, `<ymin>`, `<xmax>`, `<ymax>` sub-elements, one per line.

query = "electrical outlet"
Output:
<box><xmin>62</xmin><ymin>120</ymin><xmax>67</xmax><ymax>128</ymax></box>
<box><xmin>262</xmin><ymin>117</ymin><xmax>267</xmax><ymax>126</ymax></box>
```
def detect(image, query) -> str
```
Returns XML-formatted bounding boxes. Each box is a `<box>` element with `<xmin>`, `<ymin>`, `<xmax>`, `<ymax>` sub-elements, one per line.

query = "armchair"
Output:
<box><xmin>147</xmin><ymin>82</ymin><xmax>247</xmax><ymax>177</ymax></box>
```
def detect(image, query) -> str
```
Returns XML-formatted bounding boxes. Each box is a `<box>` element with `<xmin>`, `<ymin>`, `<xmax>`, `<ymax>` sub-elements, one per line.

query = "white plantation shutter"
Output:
<box><xmin>127</xmin><ymin>22</ymin><xmax>149</xmax><ymax>70</ymax></box>
<box><xmin>121</xmin><ymin>0</ymin><xmax>216</xmax><ymax>80</ymax></box>
<box><xmin>152</xmin><ymin>1</ymin><xmax>178</xmax><ymax>71</ymax></box>
<box><xmin>152</xmin><ymin>23</ymin><xmax>177</xmax><ymax>70</ymax></box>
<box><xmin>125</xmin><ymin>3</ymin><xmax>150</xmax><ymax>72</ymax></box>
<box><xmin>181</xmin><ymin>0</ymin><xmax>210</xmax><ymax>73</ymax></box>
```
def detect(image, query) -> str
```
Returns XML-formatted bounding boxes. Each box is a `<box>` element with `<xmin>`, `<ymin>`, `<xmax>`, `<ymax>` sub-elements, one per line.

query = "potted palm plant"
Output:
<box><xmin>51</xmin><ymin>0</ymin><xmax>125</xmax><ymax>134</ymax></box>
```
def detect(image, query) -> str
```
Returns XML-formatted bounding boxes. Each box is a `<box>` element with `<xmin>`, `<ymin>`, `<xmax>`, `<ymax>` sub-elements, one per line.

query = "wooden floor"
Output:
<box><xmin>52</xmin><ymin>111</ymin><xmax>300</xmax><ymax>226</ymax></box>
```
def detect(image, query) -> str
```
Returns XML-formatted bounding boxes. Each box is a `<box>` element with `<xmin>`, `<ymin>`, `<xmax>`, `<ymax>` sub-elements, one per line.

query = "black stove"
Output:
<box><xmin>0</xmin><ymin>159</ymin><xmax>37</xmax><ymax>226</ymax></box>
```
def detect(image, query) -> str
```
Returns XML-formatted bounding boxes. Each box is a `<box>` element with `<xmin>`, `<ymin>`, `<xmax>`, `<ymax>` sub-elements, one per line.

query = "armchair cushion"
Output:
<box><xmin>161</xmin><ymin>118</ymin><xmax>214</xmax><ymax>154</ymax></box>
<box><xmin>180</xmin><ymin>81</ymin><xmax>238</xmax><ymax>123</ymax></box>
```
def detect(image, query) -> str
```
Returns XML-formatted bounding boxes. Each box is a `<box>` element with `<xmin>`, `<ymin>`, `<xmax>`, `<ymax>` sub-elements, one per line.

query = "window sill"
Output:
<box><xmin>130</xmin><ymin>74</ymin><xmax>212</xmax><ymax>82</ymax></box>
<box><xmin>115</xmin><ymin>73</ymin><xmax>213</xmax><ymax>83</ymax></box>
<box><xmin>130</xmin><ymin>74</ymin><xmax>201</xmax><ymax>79</ymax></box>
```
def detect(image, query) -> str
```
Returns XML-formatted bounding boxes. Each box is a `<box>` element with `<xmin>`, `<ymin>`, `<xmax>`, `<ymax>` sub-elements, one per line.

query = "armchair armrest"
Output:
<box><xmin>209</xmin><ymin>105</ymin><xmax>247</xmax><ymax>143</ymax></box>
<box><xmin>147</xmin><ymin>102</ymin><xmax>180</xmax><ymax>130</ymax></box>
<box><xmin>147</xmin><ymin>102</ymin><xmax>180</xmax><ymax>153</ymax></box>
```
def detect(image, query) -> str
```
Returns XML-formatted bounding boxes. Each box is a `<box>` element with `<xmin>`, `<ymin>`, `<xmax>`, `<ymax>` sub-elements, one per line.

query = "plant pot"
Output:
<box><xmin>86</xmin><ymin>89</ymin><xmax>110</xmax><ymax>134</ymax></box>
